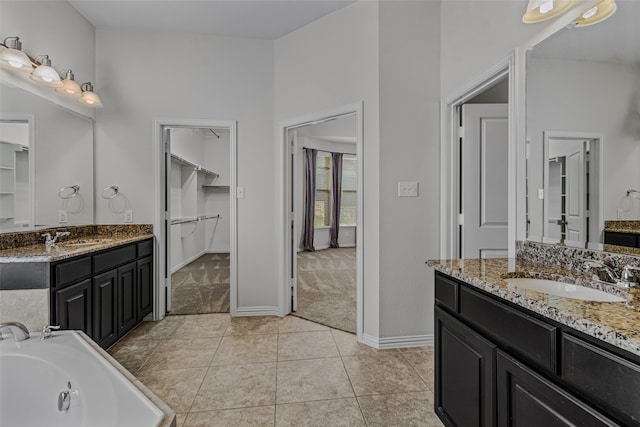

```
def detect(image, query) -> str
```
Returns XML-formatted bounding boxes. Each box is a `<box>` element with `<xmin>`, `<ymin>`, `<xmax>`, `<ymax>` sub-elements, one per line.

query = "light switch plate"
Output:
<box><xmin>236</xmin><ymin>186</ymin><xmax>245</xmax><ymax>199</ymax></box>
<box><xmin>398</xmin><ymin>182</ymin><xmax>418</xmax><ymax>197</ymax></box>
<box><xmin>617</xmin><ymin>208</ymin><xmax>624</xmax><ymax>219</ymax></box>
<box><xmin>538</xmin><ymin>189</ymin><xmax>544</xmax><ymax>199</ymax></box>
<box><xmin>124</xmin><ymin>210</ymin><xmax>133</xmax><ymax>223</ymax></box>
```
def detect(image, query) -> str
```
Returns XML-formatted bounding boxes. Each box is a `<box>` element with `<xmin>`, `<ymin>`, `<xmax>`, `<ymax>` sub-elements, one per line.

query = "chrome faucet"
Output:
<box><xmin>42</xmin><ymin>231</ymin><xmax>71</xmax><ymax>247</ymax></box>
<box><xmin>583</xmin><ymin>259</ymin><xmax>639</xmax><ymax>288</ymax></box>
<box><xmin>0</xmin><ymin>322</ymin><xmax>30</xmax><ymax>342</ymax></box>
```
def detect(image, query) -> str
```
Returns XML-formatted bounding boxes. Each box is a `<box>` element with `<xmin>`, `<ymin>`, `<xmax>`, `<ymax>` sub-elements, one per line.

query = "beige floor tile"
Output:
<box><xmin>108</xmin><ymin>338</ymin><xmax>160</xmax><ymax>374</ymax></box>
<box><xmin>358</xmin><ymin>391</ymin><xmax>444</xmax><ymax>427</ymax></box>
<box><xmin>175</xmin><ymin>413</ymin><xmax>188</xmax><ymax>427</ymax></box>
<box><xmin>400</xmin><ymin>349</ymin><xmax>434</xmax><ymax>391</ymax></box>
<box><xmin>137</xmin><ymin>337</ymin><xmax>221</xmax><ymax>373</ymax></box>
<box><xmin>397</xmin><ymin>346</ymin><xmax>432</xmax><ymax>352</ymax></box>
<box><xmin>277</xmin><ymin>331</ymin><xmax>340</xmax><ymax>361</ymax></box>
<box><xmin>136</xmin><ymin>368</ymin><xmax>208</xmax><ymax>413</ymax></box>
<box><xmin>276</xmin><ymin>357</ymin><xmax>354</xmax><ymax>403</ymax></box>
<box><xmin>278</xmin><ymin>316</ymin><xmax>329</xmax><ymax>333</ymax></box>
<box><xmin>275</xmin><ymin>398</ymin><xmax>366</xmax><ymax>427</ymax></box>
<box><xmin>185</xmin><ymin>406</ymin><xmax>275</xmax><ymax>427</ymax></box>
<box><xmin>123</xmin><ymin>317</ymin><xmax>184</xmax><ymax>341</ymax></box>
<box><xmin>170</xmin><ymin>313</ymin><xmax>230</xmax><ymax>339</ymax></box>
<box><xmin>331</xmin><ymin>329</ymin><xmax>391</xmax><ymax>357</ymax></box>
<box><xmin>212</xmin><ymin>334</ymin><xmax>278</xmax><ymax>365</ymax></box>
<box><xmin>342</xmin><ymin>353</ymin><xmax>428</xmax><ymax>396</ymax></box>
<box><xmin>224</xmin><ymin>316</ymin><xmax>280</xmax><ymax>336</ymax></box>
<box><xmin>191</xmin><ymin>363</ymin><xmax>277</xmax><ymax>411</ymax></box>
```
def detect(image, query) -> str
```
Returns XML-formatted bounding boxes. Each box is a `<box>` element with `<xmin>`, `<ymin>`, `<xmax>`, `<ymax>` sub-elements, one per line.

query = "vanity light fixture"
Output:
<box><xmin>574</xmin><ymin>0</ymin><xmax>617</xmax><ymax>27</ymax></box>
<box><xmin>0</xmin><ymin>36</ymin><xmax>33</xmax><ymax>73</ymax></box>
<box><xmin>30</xmin><ymin>55</ymin><xmax>63</xmax><ymax>87</ymax></box>
<box><xmin>55</xmin><ymin>70</ymin><xmax>82</xmax><ymax>96</ymax></box>
<box><xmin>523</xmin><ymin>0</ymin><xmax>575</xmax><ymax>23</ymax></box>
<box><xmin>78</xmin><ymin>82</ymin><xmax>102</xmax><ymax>107</ymax></box>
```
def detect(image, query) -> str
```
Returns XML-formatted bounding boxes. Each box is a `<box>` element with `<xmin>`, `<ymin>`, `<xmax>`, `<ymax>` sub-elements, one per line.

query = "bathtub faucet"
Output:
<box><xmin>0</xmin><ymin>322</ymin><xmax>30</xmax><ymax>342</ymax></box>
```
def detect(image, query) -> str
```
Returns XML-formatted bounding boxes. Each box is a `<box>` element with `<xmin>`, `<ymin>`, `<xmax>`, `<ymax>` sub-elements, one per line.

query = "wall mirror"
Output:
<box><xmin>526</xmin><ymin>0</ymin><xmax>640</xmax><ymax>250</ymax></box>
<box><xmin>0</xmin><ymin>82</ymin><xmax>94</xmax><ymax>232</ymax></box>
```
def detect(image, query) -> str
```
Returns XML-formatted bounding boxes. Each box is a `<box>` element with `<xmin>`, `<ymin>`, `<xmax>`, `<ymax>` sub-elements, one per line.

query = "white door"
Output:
<box><xmin>162</xmin><ymin>127</ymin><xmax>172</xmax><ymax>312</ymax></box>
<box><xmin>461</xmin><ymin>104</ymin><xmax>509</xmax><ymax>259</ymax></box>
<box><xmin>289</xmin><ymin>129</ymin><xmax>298</xmax><ymax>312</ymax></box>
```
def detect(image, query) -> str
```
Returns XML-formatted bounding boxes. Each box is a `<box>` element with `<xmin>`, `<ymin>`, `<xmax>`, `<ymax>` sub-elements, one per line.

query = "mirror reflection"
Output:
<box><xmin>0</xmin><ymin>83</ymin><xmax>94</xmax><ymax>232</ymax></box>
<box><xmin>526</xmin><ymin>0</ymin><xmax>640</xmax><ymax>248</ymax></box>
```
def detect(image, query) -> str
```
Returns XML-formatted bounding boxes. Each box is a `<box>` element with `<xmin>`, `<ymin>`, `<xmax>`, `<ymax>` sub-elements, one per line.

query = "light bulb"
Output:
<box><xmin>539</xmin><ymin>0</ymin><xmax>554</xmax><ymax>14</ymax></box>
<box><xmin>582</xmin><ymin>6</ymin><xmax>598</xmax><ymax>19</ymax></box>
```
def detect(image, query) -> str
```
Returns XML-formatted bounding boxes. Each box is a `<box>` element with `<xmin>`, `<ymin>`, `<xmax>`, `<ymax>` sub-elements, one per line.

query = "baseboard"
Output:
<box><xmin>170</xmin><ymin>250</ymin><xmax>205</xmax><ymax>273</ymax></box>
<box><xmin>234</xmin><ymin>306</ymin><xmax>280</xmax><ymax>317</ymax></box>
<box><xmin>361</xmin><ymin>333</ymin><xmax>434</xmax><ymax>349</ymax></box>
<box><xmin>298</xmin><ymin>244</ymin><xmax>357</xmax><ymax>252</ymax></box>
<box><xmin>206</xmin><ymin>250</ymin><xmax>230</xmax><ymax>254</ymax></box>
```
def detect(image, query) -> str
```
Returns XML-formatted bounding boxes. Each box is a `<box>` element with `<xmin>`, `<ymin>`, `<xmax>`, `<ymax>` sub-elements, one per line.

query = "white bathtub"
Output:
<box><xmin>0</xmin><ymin>331</ymin><xmax>164</xmax><ymax>427</ymax></box>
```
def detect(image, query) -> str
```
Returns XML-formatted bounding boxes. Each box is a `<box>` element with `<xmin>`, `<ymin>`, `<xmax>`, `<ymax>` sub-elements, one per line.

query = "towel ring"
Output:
<box><xmin>101</xmin><ymin>185</ymin><xmax>119</xmax><ymax>199</ymax></box>
<box><xmin>58</xmin><ymin>185</ymin><xmax>80</xmax><ymax>199</ymax></box>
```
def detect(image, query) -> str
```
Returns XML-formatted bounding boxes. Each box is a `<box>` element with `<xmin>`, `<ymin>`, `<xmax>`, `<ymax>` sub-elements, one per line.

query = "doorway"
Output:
<box><xmin>153</xmin><ymin>119</ymin><xmax>237</xmax><ymax>319</ymax></box>
<box><xmin>278</xmin><ymin>103</ymin><xmax>364</xmax><ymax>338</ymax></box>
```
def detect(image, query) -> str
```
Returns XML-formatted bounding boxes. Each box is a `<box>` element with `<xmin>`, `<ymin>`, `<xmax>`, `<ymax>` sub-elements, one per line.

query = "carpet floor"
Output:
<box><xmin>170</xmin><ymin>253</ymin><xmax>230</xmax><ymax>314</ymax></box>
<box><xmin>295</xmin><ymin>247</ymin><xmax>356</xmax><ymax>333</ymax></box>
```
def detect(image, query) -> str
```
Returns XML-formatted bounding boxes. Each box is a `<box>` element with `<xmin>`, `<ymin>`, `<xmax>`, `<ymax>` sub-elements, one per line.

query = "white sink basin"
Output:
<box><xmin>505</xmin><ymin>278</ymin><xmax>625</xmax><ymax>302</ymax></box>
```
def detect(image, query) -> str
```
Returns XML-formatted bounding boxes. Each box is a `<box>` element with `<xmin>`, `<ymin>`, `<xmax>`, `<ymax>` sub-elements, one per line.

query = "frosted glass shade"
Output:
<box><xmin>79</xmin><ymin>86</ymin><xmax>102</xmax><ymax>107</ymax></box>
<box><xmin>31</xmin><ymin>64</ymin><xmax>63</xmax><ymax>87</ymax></box>
<box><xmin>0</xmin><ymin>48</ymin><xmax>33</xmax><ymax>73</ymax></box>
<box><xmin>55</xmin><ymin>71</ymin><xmax>82</xmax><ymax>96</ymax></box>
<box><xmin>574</xmin><ymin>0</ymin><xmax>616</xmax><ymax>27</ymax></box>
<box><xmin>523</xmin><ymin>0</ymin><xmax>575</xmax><ymax>23</ymax></box>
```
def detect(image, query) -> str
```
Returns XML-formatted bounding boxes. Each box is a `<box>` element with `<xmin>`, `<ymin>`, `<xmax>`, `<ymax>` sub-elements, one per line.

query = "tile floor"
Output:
<box><xmin>108</xmin><ymin>314</ymin><xmax>444</xmax><ymax>427</ymax></box>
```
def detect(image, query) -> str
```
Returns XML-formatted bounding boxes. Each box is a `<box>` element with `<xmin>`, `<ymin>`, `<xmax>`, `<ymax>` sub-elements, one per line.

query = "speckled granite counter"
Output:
<box><xmin>0</xmin><ymin>224</ymin><xmax>153</xmax><ymax>263</ymax></box>
<box><xmin>604</xmin><ymin>220</ymin><xmax>640</xmax><ymax>233</ymax></box>
<box><xmin>427</xmin><ymin>257</ymin><xmax>640</xmax><ymax>357</ymax></box>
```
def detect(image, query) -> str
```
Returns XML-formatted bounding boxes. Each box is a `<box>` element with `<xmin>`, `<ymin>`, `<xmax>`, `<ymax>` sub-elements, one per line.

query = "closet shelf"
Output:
<box><xmin>170</xmin><ymin>214</ymin><xmax>221</xmax><ymax>225</ymax></box>
<box><xmin>202</xmin><ymin>185</ymin><xmax>230</xmax><ymax>190</ymax></box>
<box><xmin>170</xmin><ymin>154</ymin><xmax>218</xmax><ymax>178</ymax></box>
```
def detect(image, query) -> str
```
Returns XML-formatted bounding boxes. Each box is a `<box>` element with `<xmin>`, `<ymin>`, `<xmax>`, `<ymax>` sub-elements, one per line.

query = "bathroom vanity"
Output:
<box><xmin>429</xmin><ymin>253</ymin><xmax>640</xmax><ymax>427</ymax></box>
<box><xmin>0</xmin><ymin>225</ymin><xmax>154</xmax><ymax>349</ymax></box>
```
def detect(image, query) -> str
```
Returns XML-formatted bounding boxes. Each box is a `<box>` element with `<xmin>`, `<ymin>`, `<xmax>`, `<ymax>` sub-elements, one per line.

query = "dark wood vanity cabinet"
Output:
<box><xmin>434</xmin><ymin>271</ymin><xmax>638</xmax><ymax>427</ymax></box>
<box><xmin>51</xmin><ymin>238</ymin><xmax>154</xmax><ymax>348</ymax></box>
<box><xmin>604</xmin><ymin>231</ymin><xmax>640</xmax><ymax>248</ymax></box>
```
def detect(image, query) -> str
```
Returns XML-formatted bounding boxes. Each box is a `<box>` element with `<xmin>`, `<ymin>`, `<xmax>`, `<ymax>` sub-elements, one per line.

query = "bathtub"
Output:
<box><xmin>0</xmin><ymin>330</ymin><xmax>164</xmax><ymax>427</ymax></box>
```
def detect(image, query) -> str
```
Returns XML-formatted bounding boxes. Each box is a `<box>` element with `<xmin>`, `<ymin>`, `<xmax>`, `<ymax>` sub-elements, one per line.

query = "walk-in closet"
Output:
<box><xmin>168</xmin><ymin>127</ymin><xmax>231</xmax><ymax>314</ymax></box>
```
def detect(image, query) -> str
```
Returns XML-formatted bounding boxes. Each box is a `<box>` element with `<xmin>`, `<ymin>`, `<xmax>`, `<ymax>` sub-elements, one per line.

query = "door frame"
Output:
<box><xmin>276</xmin><ymin>102</ymin><xmax>364</xmax><ymax>339</ymax></box>
<box><xmin>440</xmin><ymin>51</ymin><xmax>521</xmax><ymax>259</ymax></box>
<box><xmin>153</xmin><ymin>118</ymin><xmax>238</xmax><ymax>319</ymax></box>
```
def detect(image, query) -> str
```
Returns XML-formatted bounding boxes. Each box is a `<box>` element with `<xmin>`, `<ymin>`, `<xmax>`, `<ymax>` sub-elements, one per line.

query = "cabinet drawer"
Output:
<box><xmin>137</xmin><ymin>239</ymin><xmax>153</xmax><ymax>258</ymax></box>
<box><xmin>562</xmin><ymin>333</ymin><xmax>640</xmax><ymax>425</ymax></box>
<box><xmin>435</xmin><ymin>273</ymin><xmax>458</xmax><ymax>312</ymax></box>
<box><xmin>54</xmin><ymin>256</ymin><xmax>91</xmax><ymax>289</ymax></box>
<box><xmin>93</xmin><ymin>244</ymin><xmax>136</xmax><ymax>274</ymax></box>
<box><xmin>459</xmin><ymin>285</ymin><xmax>558</xmax><ymax>373</ymax></box>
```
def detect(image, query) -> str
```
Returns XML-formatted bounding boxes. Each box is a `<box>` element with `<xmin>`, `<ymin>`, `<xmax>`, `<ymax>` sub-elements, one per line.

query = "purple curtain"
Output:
<box><xmin>302</xmin><ymin>148</ymin><xmax>317</xmax><ymax>252</ymax></box>
<box><xmin>329</xmin><ymin>153</ymin><xmax>343</xmax><ymax>248</ymax></box>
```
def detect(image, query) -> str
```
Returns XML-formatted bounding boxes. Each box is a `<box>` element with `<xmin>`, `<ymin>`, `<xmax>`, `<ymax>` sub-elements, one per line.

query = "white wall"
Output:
<box><xmin>527</xmin><ymin>58</ymin><xmax>640</xmax><ymax>238</ymax></box>
<box><xmin>0</xmin><ymin>0</ymin><xmax>95</xmax><ymax>116</ymax></box>
<box><xmin>275</xmin><ymin>0</ymin><xmax>381</xmax><ymax>337</ymax></box>
<box><xmin>95</xmin><ymin>28</ymin><xmax>276</xmax><ymax>309</ymax></box>
<box><xmin>378</xmin><ymin>0</ymin><xmax>440</xmax><ymax>340</ymax></box>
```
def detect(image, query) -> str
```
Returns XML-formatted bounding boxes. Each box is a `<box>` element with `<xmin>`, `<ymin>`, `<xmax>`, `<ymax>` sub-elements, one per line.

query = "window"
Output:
<box><xmin>313</xmin><ymin>151</ymin><xmax>357</xmax><ymax>227</ymax></box>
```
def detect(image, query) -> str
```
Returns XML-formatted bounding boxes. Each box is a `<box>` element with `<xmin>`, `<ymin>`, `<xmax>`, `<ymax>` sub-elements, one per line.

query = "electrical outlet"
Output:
<box><xmin>617</xmin><ymin>209</ymin><xmax>624</xmax><ymax>219</ymax></box>
<box><xmin>538</xmin><ymin>189</ymin><xmax>544</xmax><ymax>199</ymax></box>
<box><xmin>398</xmin><ymin>182</ymin><xmax>418</xmax><ymax>197</ymax></box>
<box><xmin>124</xmin><ymin>210</ymin><xmax>133</xmax><ymax>223</ymax></box>
<box><xmin>236</xmin><ymin>186</ymin><xmax>245</xmax><ymax>199</ymax></box>
<box><xmin>58</xmin><ymin>210</ymin><xmax>68</xmax><ymax>223</ymax></box>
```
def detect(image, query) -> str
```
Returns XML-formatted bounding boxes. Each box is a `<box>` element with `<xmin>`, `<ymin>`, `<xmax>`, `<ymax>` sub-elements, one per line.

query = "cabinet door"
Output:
<box><xmin>55</xmin><ymin>279</ymin><xmax>92</xmax><ymax>336</ymax></box>
<box><xmin>435</xmin><ymin>306</ymin><xmax>496</xmax><ymax>427</ymax></box>
<box><xmin>137</xmin><ymin>255</ymin><xmax>153</xmax><ymax>321</ymax></box>
<box><xmin>118</xmin><ymin>261</ymin><xmax>138</xmax><ymax>336</ymax></box>
<box><xmin>93</xmin><ymin>269</ymin><xmax>118</xmax><ymax>348</ymax></box>
<box><xmin>497</xmin><ymin>350</ymin><xmax>618</xmax><ymax>427</ymax></box>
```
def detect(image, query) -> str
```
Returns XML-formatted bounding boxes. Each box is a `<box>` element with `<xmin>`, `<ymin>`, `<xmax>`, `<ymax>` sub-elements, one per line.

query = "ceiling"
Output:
<box><xmin>68</xmin><ymin>0</ymin><xmax>356</xmax><ymax>40</ymax></box>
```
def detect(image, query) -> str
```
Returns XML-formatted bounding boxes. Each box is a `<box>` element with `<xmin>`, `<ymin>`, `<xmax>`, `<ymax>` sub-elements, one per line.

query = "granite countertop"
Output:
<box><xmin>428</xmin><ymin>258</ymin><xmax>640</xmax><ymax>357</ymax></box>
<box><xmin>0</xmin><ymin>233</ymin><xmax>154</xmax><ymax>263</ymax></box>
<box><xmin>604</xmin><ymin>220</ymin><xmax>640</xmax><ymax>234</ymax></box>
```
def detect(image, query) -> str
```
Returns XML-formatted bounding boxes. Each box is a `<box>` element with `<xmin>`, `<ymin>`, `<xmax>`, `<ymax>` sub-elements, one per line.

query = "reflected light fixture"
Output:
<box><xmin>523</xmin><ymin>0</ymin><xmax>575</xmax><ymax>23</ymax></box>
<box><xmin>79</xmin><ymin>82</ymin><xmax>102</xmax><ymax>107</ymax></box>
<box><xmin>574</xmin><ymin>0</ymin><xmax>617</xmax><ymax>27</ymax></box>
<box><xmin>30</xmin><ymin>55</ymin><xmax>63</xmax><ymax>87</ymax></box>
<box><xmin>0</xmin><ymin>36</ymin><xmax>33</xmax><ymax>73</ymax></box>
<box><xmin>55</xmin><ymin>70</ymin><xmax>82</xmax><ymax>96</ymax></box>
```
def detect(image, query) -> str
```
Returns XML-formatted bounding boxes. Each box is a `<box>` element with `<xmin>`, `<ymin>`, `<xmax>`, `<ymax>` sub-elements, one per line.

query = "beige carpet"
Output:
<box><xmin>170</xmin><ymin>253</ymin><xmax>230</xmax><ymax>314</ymax></box>
<box><xmin>295</xmin><ymin>247</ymin><xmax>356</xmax><ymax>333</ymax></box>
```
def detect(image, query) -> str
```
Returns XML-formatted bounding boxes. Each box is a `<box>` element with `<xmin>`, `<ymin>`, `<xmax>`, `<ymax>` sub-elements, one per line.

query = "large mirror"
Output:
<box><xmin>526</xmin><ymin>0</ymin><xmax>640</xmax><ymax>249</ymax></box>
<box><xmin>0</xmin><ymin>82</ymin><xmax>94</xmax><ymax>232</ymax></box>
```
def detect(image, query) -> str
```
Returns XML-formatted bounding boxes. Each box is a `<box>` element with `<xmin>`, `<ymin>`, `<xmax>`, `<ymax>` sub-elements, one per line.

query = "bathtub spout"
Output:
<box><xmin>0</xmin><ymin>322</ymin><xmax>30</xmax><ymax>341</ymax></box>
